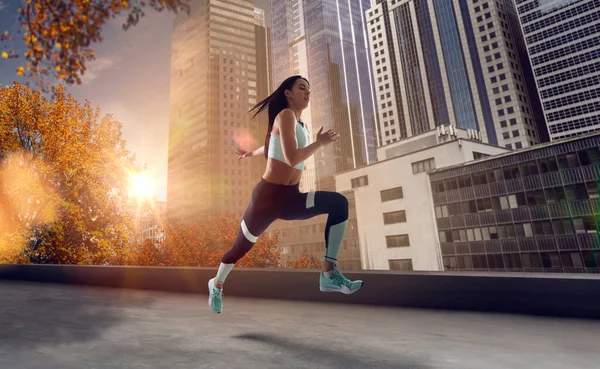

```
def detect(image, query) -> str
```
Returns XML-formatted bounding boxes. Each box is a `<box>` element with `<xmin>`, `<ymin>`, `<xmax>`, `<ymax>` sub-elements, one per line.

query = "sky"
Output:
<box><xmin>0</xmin><ymin>0</ymin><xmax>271</xmax><ymax>202</ymax></box>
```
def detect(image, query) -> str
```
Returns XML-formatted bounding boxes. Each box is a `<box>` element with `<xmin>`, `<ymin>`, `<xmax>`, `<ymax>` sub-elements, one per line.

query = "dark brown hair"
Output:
<box><xmin>249</xmin><ymin>75</ymin><xmax>309</xmax><ymax>158</ymax></box>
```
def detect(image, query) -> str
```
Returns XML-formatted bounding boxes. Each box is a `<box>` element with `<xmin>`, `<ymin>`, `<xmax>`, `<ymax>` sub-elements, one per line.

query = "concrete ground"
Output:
<box><xmin>1</xmin><ymin>281</ymin><xmax>599</xmax><ymax>369</ymax></box>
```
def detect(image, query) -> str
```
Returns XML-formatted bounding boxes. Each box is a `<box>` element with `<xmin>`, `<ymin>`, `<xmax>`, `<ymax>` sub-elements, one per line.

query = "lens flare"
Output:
<box><xmin>0</xmin><ymin>152</ymin><xmax>60</xmax><ymax>263</ymax></box>
<box><xmin>128</xmin><ymin>172</ymin><xmax>154</xmax><ymax>200</ymax></box>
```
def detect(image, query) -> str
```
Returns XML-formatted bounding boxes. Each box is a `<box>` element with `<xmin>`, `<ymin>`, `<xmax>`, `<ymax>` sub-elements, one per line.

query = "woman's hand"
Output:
<box><xmin>316</xmin><ymin>126</ymin><xmax>339</xmax><ymax>146</ymax></box>
<box><xmin>235</xmin><ymin>147</ymin><xmax>253</xmax><ymax>160</ymax></box>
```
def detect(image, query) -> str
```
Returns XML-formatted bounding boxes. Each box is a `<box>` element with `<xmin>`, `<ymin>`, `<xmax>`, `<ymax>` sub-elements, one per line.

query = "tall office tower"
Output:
<box><xmin>253</xmin><ymin>7</ymin><xmax>273</xmax><ymax>181</ymax></box>
<box><xmin>167</xmin><ymin>0</ymin><xmax>260</xmax><ymax>222</ymax></box>
<box><xmin>366</xmin><ymin>0</ymin><xmax>548</xmax><ymax>149</ymax></box>
<box><xmin>266</xmin><ymin>0</ymin><xmax>377</xmax><ymax>269</ymax></box>
<box><xmin>271</xmin><ymin>0</ymin><xmax>379</xmax><ymax>191</ymax></box>
<box><xmin>271</xmin><ymin>0</ymin><xmax>317</xmax><ymax>192</ymax></box>
<box><xmin>514</xmin><ymin>0</ymin><xmax>600</xmax><ymax>140</ymax></box>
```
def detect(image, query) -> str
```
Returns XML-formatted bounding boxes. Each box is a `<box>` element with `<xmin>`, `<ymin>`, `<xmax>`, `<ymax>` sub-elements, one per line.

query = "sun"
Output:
<box><xmin>128</xmin><ymin>172</ymin><xmax>153</xmax><ymax>199</ymax></box>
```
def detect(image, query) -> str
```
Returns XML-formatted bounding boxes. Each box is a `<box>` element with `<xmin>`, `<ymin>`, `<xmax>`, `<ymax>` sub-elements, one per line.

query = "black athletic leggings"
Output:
<box><xmin>221</xmin><ymin>178</ymin><xmax>348</xmax><ymax>264</ymax></box>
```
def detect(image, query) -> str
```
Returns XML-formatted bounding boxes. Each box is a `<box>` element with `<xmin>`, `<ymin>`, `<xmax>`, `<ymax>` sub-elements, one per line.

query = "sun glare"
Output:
<box><xmin>128</xmin><ymin>173</ymin><xmax>154</xmax><ymax>199</ymax></box>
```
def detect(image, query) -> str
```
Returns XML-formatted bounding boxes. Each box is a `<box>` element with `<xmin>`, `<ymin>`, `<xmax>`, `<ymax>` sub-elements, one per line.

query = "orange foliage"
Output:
<box><xmin>286</xmin><ymin>249</ymin><xmax>322</xmax><ymax>269</ymax></box>
<box><xmin>125</xmin><ymin>215</ymin><xmax>281</xmax><ymax>268</ymax></box>
<box><xmin>1</xmin><ymin>0</ymin><xmax>190</xmax><ymax>90</ymax></box>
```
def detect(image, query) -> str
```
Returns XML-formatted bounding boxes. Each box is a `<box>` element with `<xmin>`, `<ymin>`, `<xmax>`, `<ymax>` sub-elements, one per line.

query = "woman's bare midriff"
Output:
<box><xmin>261</xmin><ymin>119</ymin><xmax>303</xmax><ymax>186</ymax></box>
<box><xmin>262</xmin><ymin>159</ymin><xmax>302</xmax><ymax>185</ymax></box>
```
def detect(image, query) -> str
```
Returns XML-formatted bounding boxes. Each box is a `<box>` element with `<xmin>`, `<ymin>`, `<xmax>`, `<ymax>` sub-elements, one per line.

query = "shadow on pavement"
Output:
<box><xmin>0</xmin><ymin>281</ymin><xmax>154</xmax><ymax>350</ymax></box>
<box><xmin>235</xmin><ymin>332</ymin><xmax>431</xmax><ymax>369</ymax></box>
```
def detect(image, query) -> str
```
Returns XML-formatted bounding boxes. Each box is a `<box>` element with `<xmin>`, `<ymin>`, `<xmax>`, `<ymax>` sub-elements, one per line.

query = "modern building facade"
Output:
<box><xmin>252</xmin><ymin>7</ymin><xmax>273</xmax><ymax>181</ymax></box>
<box><xmin>168</xmin><ymin>0</ymin><xmax>261</xmax><ymax>221</ymax></box>
<box><xmin>270</xmin><ymin>0</ymin><xmax>318</xmax><ymax>193</ymax></box>
<box><xmin>514</xmin><ymin>0</ymin><xmax>600</xmax><ymax>140</ymax></box>
<box><xmin>271</xmin><ymin>0</ymin><xmax>380</xmax><ymax>191</ymax></box>
<box><xmin>365</xmin><ymin>0</ymin><xmax>548</xmax><ymax>149</ymax></box>
<box><xmin>335</xmin><ymin>127</ymin><xmax>509</xmax><ymax>271</ymax></box>
<box><xmin>267</xmin><ymin>0</ymin><xmax>380</xmax><ymax>267</ymax></box>
<box><xmin>431</xmin><ymin>132</ymin><xmax>600</xmax><ymax>273</ymax></box>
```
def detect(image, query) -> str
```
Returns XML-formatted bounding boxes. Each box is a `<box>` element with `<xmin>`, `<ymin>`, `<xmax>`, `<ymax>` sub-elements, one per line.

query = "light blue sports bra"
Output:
<box><xmin>268</xmin><ymin>121</ymin><xmax>311</xmax><ymax>170</ymax></box>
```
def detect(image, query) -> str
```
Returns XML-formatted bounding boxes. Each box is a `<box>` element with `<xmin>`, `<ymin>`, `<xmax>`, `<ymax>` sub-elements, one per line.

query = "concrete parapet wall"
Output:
<box><xmin>1</xmin><ymin>264</ymin><xmax>599</xmax><ymax>319</ymax></box>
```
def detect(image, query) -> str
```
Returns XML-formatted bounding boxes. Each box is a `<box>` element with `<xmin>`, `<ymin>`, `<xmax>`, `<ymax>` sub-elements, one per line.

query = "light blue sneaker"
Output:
<box><xmin>208</xmin><ymin>278</ymin><xmax>223</xmax><ymax>313</ymax></box>
<box><xmin>319</xmin><ymin>267</ymin><xmax>363</xmax><ymax>294</ymax></box>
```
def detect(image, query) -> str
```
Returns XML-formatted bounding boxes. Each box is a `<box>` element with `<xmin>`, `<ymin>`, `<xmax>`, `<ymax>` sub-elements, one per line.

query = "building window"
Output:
<box><xmin>389</xmin><ymin>259</ymin><xmax>413</xmax><ymax>271</ymax></box>
<box><xmin>431</xmin><ymin>181</ymin><xmax>445</xmax><ymax>193</ymax></box>
<box><xmin>381</xmin><ymin>187</ymin><xmax>403</xmax><ymax>202</ymax></box>
<box><xmin>545</xmin><ymin>186</ymin><xmax>566</xmax><ymax>202</ymax></box>
<box><xmin>552</xmin><ymin>219</ymin><xmax>574</xmax><ymax>235</ymax></box>
<box><xmin>586</xmin><ymin>182</ymin><xmax>599</xmax><ymax>199</ymax></box>
<box><xmin>383</xmin><ymin>210</ymin><xmax>407</xmax><ymax>224</ymax></box>
<box><xmin>565</xmin><ymin>183</ymin><xmax>588</xmax><ymax>201</ymax></box>
<box><xmin>351</xmin><ymin>175</ymin><xmax>369</xmax><ymax>188</ymax></box>
<box><xmin>435</xmin><ymin>205</ymin><xmax>448</xmax><ymax>218</ymax></box>
<box><xmin>473</xmin><ymin>152</ymin><xmax>490</xmax><ymax>160</ymax></box>
<box><xmin>412</xmin><ymin>158</ymin><xmax>435</xmax><ymax>174</ymax></box>
<box><xmin>386</xmin><ymin>234</ymin><xmax>410</xmax><ymax>248</ymax></box>
<box><xmin>557</xmin><ymin>153</ymin><xmax>579</xmax><ymax>169</ymax></box>
<box><xmin>573</xmin><ymin>217</ymin><xmax>598</xmax><ymax>234</ymax></box>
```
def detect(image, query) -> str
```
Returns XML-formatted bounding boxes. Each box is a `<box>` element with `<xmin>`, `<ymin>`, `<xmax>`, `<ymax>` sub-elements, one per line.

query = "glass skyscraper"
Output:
<box><xmin>271</xmin><ymin>0</ymin><xmax>379</xmax><ymax>191</ymax></box>
<box><xmin>514</xmin><ymin>0</ymin><xmax>600</xmax><ymax>140</ymax></box>
<box><xmin>367</xmin><ymin>0</ymin><xmax>549</xmax><ymax>149</ymax></box>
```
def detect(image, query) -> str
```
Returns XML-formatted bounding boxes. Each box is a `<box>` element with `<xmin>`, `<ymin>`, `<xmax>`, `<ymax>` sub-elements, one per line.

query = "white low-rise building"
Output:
<box><xmin>335</xmin><ymin>127</ymin><xmax>508</xmax><ymax>271</ymax></box>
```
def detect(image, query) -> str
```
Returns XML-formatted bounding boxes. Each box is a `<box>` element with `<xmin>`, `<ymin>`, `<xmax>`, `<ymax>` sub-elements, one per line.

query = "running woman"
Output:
<box><xmin>208</xmin><ymin>76</ymin><xmax>363</xmax><ymax>313</ymax></box>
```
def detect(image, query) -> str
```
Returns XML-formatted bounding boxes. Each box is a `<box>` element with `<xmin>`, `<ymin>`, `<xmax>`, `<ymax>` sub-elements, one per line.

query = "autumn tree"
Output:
<box><xmin>1</xmin><ymin>0</ymin><xmax>190</xmax><ymax>90</ymax></box>
<box><xmin>124</xmin><ymin>215</ymin><xmax>282</xmax><ymax>268</ymax></box>
<box><xmin>0</xmin><ymin>82</ymin><xmax>138</xmax><ymax>264</ymax></box>
<box><xmin>286</xmin><ymin>249</ymin><xmax>322</xmax><ymax>269</ymax></box>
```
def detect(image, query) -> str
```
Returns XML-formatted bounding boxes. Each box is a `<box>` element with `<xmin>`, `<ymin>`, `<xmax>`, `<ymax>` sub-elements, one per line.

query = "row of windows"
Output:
<box><xmin>532</xmin><ymin>35</ymin><xmax>600</xmax><ymax>66</ymax></box>
<box><xmin>476</xmin><ymin>11</ymin><xmax>493</xmax><ymax>23</ymax></box>
<box><xmin>525</xmin><ymin>11</ymin><xmax>599</xmax><ymax>45</ymax></box>
<box><xmin>481</xmin><ymin>31</ymin><xmax>498</xmax><ymax>43</ymax></box>
<box><xmin>444</xmin><ymin>251</ymin><xmax>600</xmax><ymax>270</ymax></box>
<box><xmin>538</xmin><ymin>61</ymin><xmax>600</xmax><ymax>88</ymax></box>
<box><xmin>412</xmin><ymin>158</ymin><xmax>436</xmax><ymax>174</ymax></box>
<box><xmin>478</xmin><ymin>21</ymin><xmax>495</xmax><ymax>33</ymax></box>
<box><xmin>535</xmin><ymin>48</ymin><xmax>600</xmax><ymax>77</ymax></box>
<box><xmin>386</xmin><ymin>234</ymin><xmax>409</xmax><ymax>248</ymax></box>
<box><xmin>434</xmin><ymin>183</ymin><xmax>599</xmax><ymax>217</ymax></box>
<box><xmin>431</xmin><ymin>148</ymin><xmax>600</xmax><ymax>192</ymax></box>
<box><xmin>544</xmin><ymin>88</ymin><xmax>600</xmax><ymax>111</ymax></box>
<box><xmin>488</xmin><ymin>61</ymin><xmax>505</xmax><ymax>73</ymax></box>
<box><xmin>486</xmin><ymin>51</ymin><xmax>502</xmax><ymax>64</ymax></box>
<box><xmin>553</xmin><ymin>126</ymin><xmax>600</xmax><ymax>139</ymax></box>
<box><xmin>389</xmin><ymin>259</ymin><xmax>413</xmax><ymax>271</ymax></box>
<box><xmin>549</xmin><ymin>115</ymin><xmax>600</xmax><ymax>134</ymax></box>
<box><xmin>500</xmin><ymin>117</ymin><xmax>519</xmax><ymax>127</ymax></box>
<box><xmin>383</xmin><ymin>210</ymin><xmax>406</xmax><ymax>224</ymax></box>
<box><xmin>435</xmin><ymin>162</ymin><xmax>599</xmax><ymax>193</ymax></box>
<box><xmin>501</xmin><ymin>130</ymin><xmax>521</xmax><ymax>139</ymax></box>
<box><xmin>381</xmin><ymin>186</ymin><xmax>403</xmax><ymax>202</ymax></box>
<box><xmin>540</xmin><ymin>75</ymin><xmax>599</xmax><ymax>99</ymax></box>
<box><xmin>521</xmin><ymin>0</ymin><xmax>595</xmax><ymax>25</ymax></box>
<box><xmin>529</xmin><ymin>23</ymin><xmax>600</xmax><ymax>56</ymax></box>
<box><xmin>522</xmin><ymin>1</ymin><xmax>597</xmax><ymax>33</ymax></box>
<box><xmin>547</xmin><ymin>101</ymin><xmax>600</xmax><ymax>122</ymax></box>
<box><xmin>384</xmin><ymin>129</ymin><xmax>397</xmax><ymax>137</ymax></box>
<box><xmin>474</xmin><ymin>2</ymin><xmax>491</xmax><ymax>13</ymax></box>
<box><xmin>439</xmin><ymin>216</ymin><xmax>598</xmax><ymax>244</ymax></box>
<box><xmin>517</xmin><ymin>1</ymin><xmax>540</xmax><ymax>14</ymax></box>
